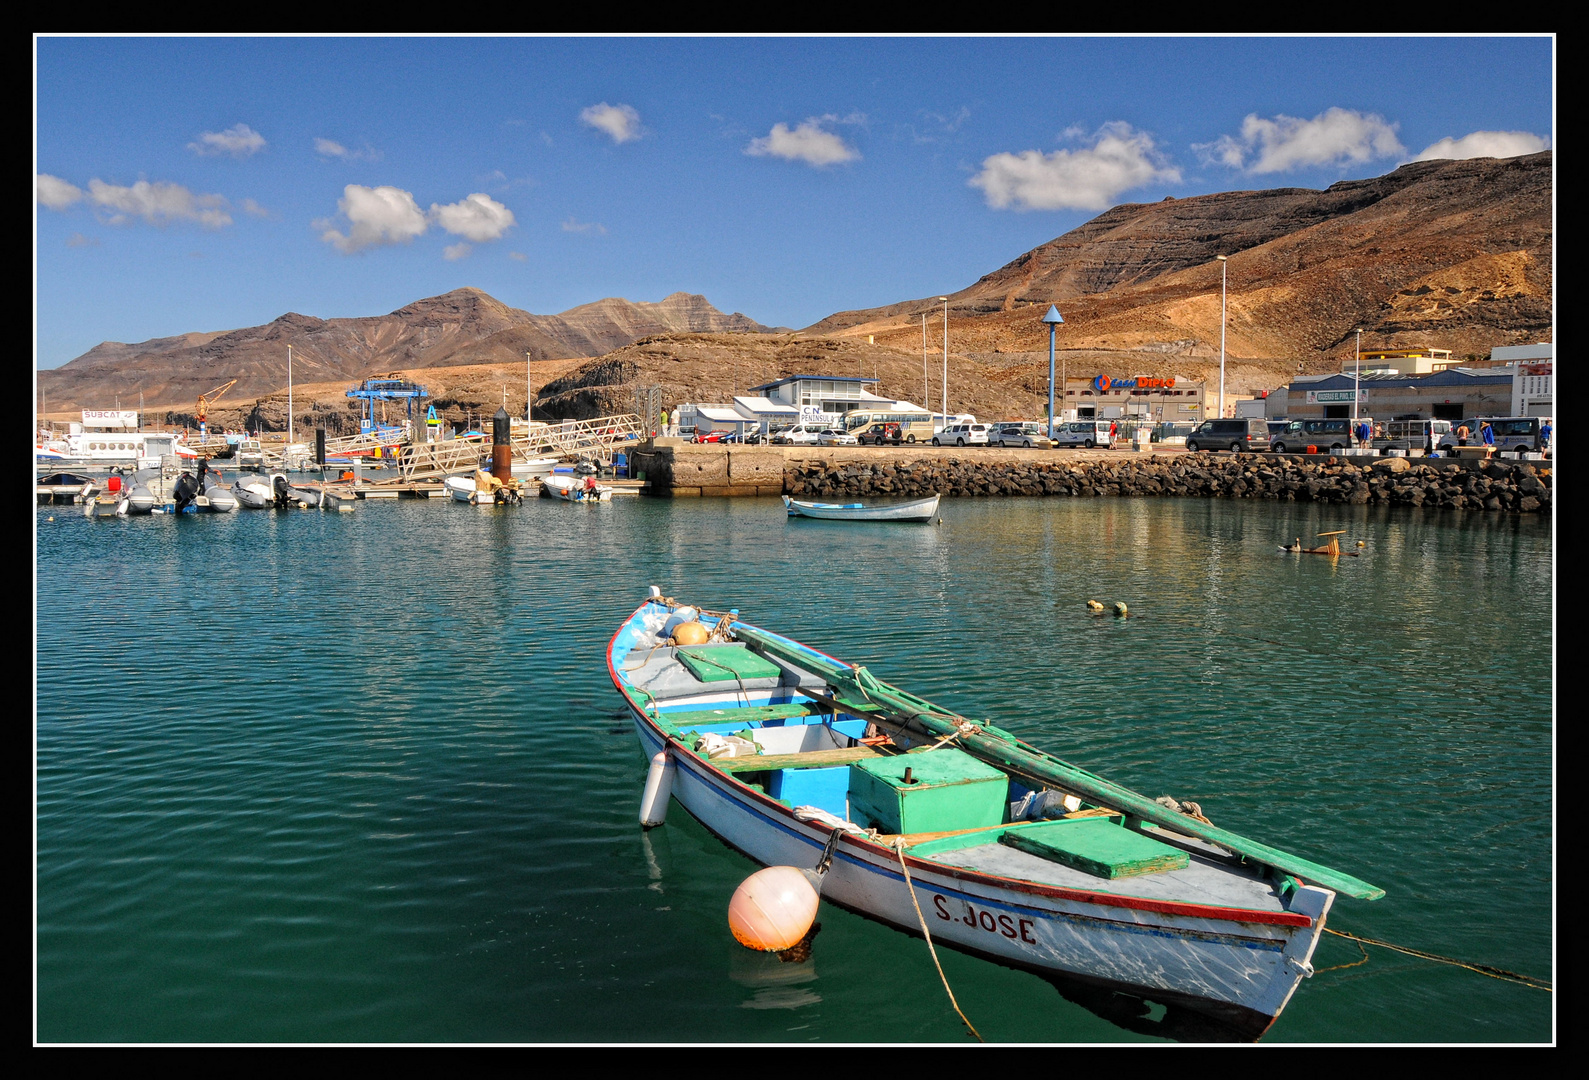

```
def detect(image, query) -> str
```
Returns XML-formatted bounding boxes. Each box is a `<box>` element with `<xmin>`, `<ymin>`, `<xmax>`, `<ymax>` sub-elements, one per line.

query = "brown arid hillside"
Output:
<box><xmin>37</xmin><ymin>289</ymin><xmax>784</xmax><ymax>420</ymax></box>
<box><xmin>812</xmin><ymin>151</ymin><xmax>1551</xmax><ymax>397</ymax></box>
<box><xmin>39</xmin><ymin>152</ymin><xmax>1550</xmax><ymax>431</ymax></box>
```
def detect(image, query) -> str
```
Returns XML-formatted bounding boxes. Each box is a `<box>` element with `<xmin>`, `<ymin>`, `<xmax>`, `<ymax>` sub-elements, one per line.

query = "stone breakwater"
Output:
<box><xmin>785</xmin><ymin>454</ymin><xmax>1552</xmax><ymax>514</ymax></box>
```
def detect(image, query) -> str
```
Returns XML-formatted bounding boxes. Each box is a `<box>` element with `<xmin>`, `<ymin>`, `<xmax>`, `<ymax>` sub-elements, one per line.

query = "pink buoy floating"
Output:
<box><xmin>727</xmin><ymin>865</ymin><xmax>821</xmax><ymax>952</ymax></box>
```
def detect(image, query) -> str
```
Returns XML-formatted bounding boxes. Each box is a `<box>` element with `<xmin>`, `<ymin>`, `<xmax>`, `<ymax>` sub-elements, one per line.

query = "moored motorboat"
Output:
<box><xmin>783</xmin><ymin>493</ymin><xmax>940</xmax><ymax>522</ymax></box>
<box><xmin>542</xmin><ymin>473</ymin><xmax>611</xmax><ymax>501</ymax></box>
<box><xmin>445</xmin><ymin>472</ymin><xmax>498</xmax><ymax>505</ymax></box>
<box><xmin>607</xmin><ymin>593</ymin><xmax>1383</xmax><ymax>1040</ymax></box>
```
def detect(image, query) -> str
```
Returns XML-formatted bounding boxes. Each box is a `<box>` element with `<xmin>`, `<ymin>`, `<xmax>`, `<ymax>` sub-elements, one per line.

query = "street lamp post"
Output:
<box><xmin>939</xmin><ymin>297</ymin><xmax>949</xmax><ymax>427</ymax></box>
<box><xmin>1042</xmin><ymin>305</ymin><xmax>1065</xmax><ymax>434</ymax></box>
<box><xmin>1353</xmin><ymin>328</ymin><xmax>1362</xmax><ymax>422</ymax></box>
<box><xmin>922</xmin><ymin>312</ymin><xmax>928</xmax><ymax>414</ymax></box>
<box><xmin>527</xmin><ymin>351</ymin><xmax>533</xmax><ymax>424</ymax></box>
<box><xmin>1216</xmin><ymin>256</ymin><xmax>1227</xmax><ymax>419</ymax></box>
<box><xmin>287</xmin><ymin>344</ymin><xmax>294</xmax><ymax>446</ymax></box>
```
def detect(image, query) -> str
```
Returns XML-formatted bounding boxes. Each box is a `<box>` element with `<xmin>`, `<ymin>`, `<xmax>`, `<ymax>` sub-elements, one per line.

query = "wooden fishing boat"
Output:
<box><xmin>1279</xmin><ymin>531</ymin><xmax>1358</xmax><ymax>556</ymax></box>
<box><xmin>607</xmin><ymin>592</ymin><xmax>1383</xmax><ymax>1040</ymax></box>
<box><xmin>783</xmin><ymin>493</ymin><xmax>940</xmax><ymax>522</ymax></box>
<box><xmin>444</xmin><ymin>473</ymin><xmax>495</xmax><ymax>505</ymax></box>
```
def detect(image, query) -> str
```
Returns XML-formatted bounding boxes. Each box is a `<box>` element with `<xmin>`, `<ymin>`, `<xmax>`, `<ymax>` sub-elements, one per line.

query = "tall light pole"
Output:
<box><xmin>526</xmin><ymin>351</ymin><xmax>533</xmax><ymax>424</ymax></box>
<box><xmin>1352</xmin><ymin>328</ymin><xmax>1363</xmax><ymax>422</ymax></box>
<box><xmin>1042</xmin><ymin>305</ymin><xmax>1064</xmax><ymax>433</ymax></box>
<box><xmin>922</xmin><ymin>312</ymin><xmax>928</xmax><ymax>412</ymax></box>
<box><xmin>287</xmin><ymin>344</ymin><xmax>294</xmax><ymax>445</ymax></box>
<box><xmin>1216</xmin><ymin>255</ymin><xmax>1228</xmax><ymax>419</ymax></box>
<box><xmin>939</xmin><ymin>297</ymin><xmax>949</xmax><ymax>426</ymax></box>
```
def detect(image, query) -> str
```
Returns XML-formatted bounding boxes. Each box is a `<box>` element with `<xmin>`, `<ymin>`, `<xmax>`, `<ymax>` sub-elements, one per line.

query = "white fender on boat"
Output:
<box><xmin>727</xmin><ymin>865</ymin><xmax>820</xmax><ymax>952</ymax></box>
<box><xmin>639</xmin><ymin>751</ymin><xmax>675</xmax><ymax>828</ymax></box>
<box><xmin>660</xmin><ymin>606</ymin><xmax>700</xmax><ymax>638</ymax></box>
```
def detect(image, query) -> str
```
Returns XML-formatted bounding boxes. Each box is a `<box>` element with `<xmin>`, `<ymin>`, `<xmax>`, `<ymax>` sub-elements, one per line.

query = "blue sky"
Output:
<box><xmin>34</xmin><ymin>35</ymin><xmax>1554</xmax><ymax>370</ymax></box>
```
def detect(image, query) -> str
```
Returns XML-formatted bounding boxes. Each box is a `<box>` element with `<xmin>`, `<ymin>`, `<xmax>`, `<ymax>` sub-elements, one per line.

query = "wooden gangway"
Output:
<box><xmin>398</xmin><ymin>415</ymin><xmax>646</xmax><ymax>480</ymax></box>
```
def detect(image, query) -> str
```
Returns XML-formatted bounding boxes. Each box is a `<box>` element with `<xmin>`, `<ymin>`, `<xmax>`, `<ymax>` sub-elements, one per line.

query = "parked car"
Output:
<box><xmin>769</xmin><ymin>423</ymin><xmax>822</xmax><ymax>445</ymax></box>
<box><xmin>1185</xmin><ymin>417</ymin><xmax>1271</xmax><ymax>452</ymax></box>
<box><xmin>932</xmin><ymin>422</ymin><xmax>990</xmax><ymax>446</ymax></box>
<box><xmin>990</xmin><ymin>421</ymin><xmax>1052</xmax><ymax>448</ymax></box>
<box><xmin>1050</xmin><ymin>420</ymin><xmax>1114</xmax><ymax>449</ymax></box>
<box><xmin>1267</xmin><ymin>417</ymin><xmax>1364</xmax><ymax>454</ymax></box>
<box><xmin>692</xmin><ymin>430</ymin><xmax>728</xmax><ymax>444</ymax></box>
<box><xmin>859</xmin><ymin>421</ymin><xmax>903</xmax><ymax>446</ymax></box>
<box><xmin>816</xmin><ymin>427</ymin><xmax>859</xmax><ymax>446</ymax></box>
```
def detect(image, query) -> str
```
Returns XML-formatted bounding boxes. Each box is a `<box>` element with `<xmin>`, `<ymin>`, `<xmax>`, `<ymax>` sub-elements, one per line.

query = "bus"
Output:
<box><xmin>842</xmin><ymin>410</ymin><xmax>939</xmax><ymax>444</ymax></box>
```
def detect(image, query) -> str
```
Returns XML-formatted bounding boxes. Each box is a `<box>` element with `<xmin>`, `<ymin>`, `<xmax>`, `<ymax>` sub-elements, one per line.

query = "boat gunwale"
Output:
<box><xmin>606</xmin><ymin>601</ymin><xmax>1314</xmax><ymax>930</ymax></box>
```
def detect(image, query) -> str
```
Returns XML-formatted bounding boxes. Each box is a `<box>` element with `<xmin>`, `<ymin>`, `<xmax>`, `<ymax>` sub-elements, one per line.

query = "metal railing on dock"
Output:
<box><xmin>397</xmin><ymin>415</ymin><xmax>646</xmax><ymax>480</ymax></box>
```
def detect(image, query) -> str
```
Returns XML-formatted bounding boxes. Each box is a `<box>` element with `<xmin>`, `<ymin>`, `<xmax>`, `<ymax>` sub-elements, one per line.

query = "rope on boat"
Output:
<box><xmin>1319</xmin><ymin>928</ymin><xmax>1552</xmax><ymax>991</ymax></box>
<box><xmin>893</xmin><ymin>837</ymin><xmax>984</xmax><ymax>1043</ymax></box>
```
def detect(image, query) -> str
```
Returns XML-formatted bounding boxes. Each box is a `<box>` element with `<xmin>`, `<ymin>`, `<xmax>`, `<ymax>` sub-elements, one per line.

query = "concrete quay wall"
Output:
<box><xmin>627</xmin><ymin>442</ymin><xmax>1552</xmax><ymax>514</ymax></box>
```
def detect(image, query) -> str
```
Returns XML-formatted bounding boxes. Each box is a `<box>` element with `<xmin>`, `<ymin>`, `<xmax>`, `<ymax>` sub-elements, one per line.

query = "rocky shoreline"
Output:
<box><xmin>784</xmin><ymin>453</ymin><xmax>1552</xmax><ymax>514</ymax></box>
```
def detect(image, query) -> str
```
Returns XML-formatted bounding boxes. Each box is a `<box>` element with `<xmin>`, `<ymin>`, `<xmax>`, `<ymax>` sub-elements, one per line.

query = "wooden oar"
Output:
<box><xmin>737</xmin><ymin>624</ymin><xmax>1385</xmax><ymax>901</ymax></box>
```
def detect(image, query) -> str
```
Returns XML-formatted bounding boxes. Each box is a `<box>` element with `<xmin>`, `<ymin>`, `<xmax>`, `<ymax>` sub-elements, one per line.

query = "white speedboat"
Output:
<box><xmin>542</xmin><ymin>473</ymin><xmax>611</xmax><ymax>502</ymax></box>
<box><xmin>445</xmin><ymin>473</ymin><xmax>495</xmax><ymax>505</ymax></box>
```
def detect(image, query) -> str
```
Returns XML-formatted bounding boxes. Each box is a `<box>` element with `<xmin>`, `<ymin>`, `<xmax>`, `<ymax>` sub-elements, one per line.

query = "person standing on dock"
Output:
<box><xmin>1541</xmin><ymin>419</ymin><xmax>1552</xmax><ymax>454</ymax></box>
<box><xmin>1456</xmin><ymin>422</ymin><xmax>1470</xmax><ymax>447</ymax></box>
<box><xmin>1481</xmin><ymin>421</ymin><xmax>1495</xmax><ymax>452</ymax></box>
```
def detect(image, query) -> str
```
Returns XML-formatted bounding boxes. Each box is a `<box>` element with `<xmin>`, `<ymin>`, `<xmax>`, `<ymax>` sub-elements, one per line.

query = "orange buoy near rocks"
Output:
<box><xmin>727</xmin><ymin>866</ymin><xmax>821</xmax><ymax>951</ymax></box>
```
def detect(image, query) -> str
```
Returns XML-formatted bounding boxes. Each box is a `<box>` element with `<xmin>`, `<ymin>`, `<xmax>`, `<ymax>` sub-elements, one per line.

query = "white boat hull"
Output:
<box><xmin>444</xmin><ymin>476</ymin><xmax>494</xmax><ymax>504</ymax></box>
<box><xmin>784</xmin><ymin>493</ymin><xmax>940</xmax><ymax>521</ymax></box>
<box><xmin>543</xmin><ymin>474</ymin><xmax>611</xmax><ymax>501</ymax></box>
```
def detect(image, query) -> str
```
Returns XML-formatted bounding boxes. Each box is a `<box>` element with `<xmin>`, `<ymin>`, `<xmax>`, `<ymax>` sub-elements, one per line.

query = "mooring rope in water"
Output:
<box><xmin>894</xmin><ymin>837</ymin><xmax>984</xmax><ymax>1042</ymax></box>
<box><xmin>1320</xmin><ymin>928</ymin><xmax>1552</xmax><ymax>991</ymax></box>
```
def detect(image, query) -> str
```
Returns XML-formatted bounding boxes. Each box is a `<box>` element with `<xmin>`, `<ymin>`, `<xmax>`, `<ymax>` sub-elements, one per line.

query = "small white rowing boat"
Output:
<box><xmin>783</xmin><ymin>493</ymin><xmax>940</xmax><ymax>522</ymax></box>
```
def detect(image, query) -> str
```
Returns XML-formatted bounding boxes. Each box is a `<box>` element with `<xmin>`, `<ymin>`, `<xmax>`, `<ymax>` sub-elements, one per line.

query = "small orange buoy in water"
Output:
<box><xmin>727</xmin><ymin>866</ymin><xmax>820</xmax><ymax>951</ymax></box>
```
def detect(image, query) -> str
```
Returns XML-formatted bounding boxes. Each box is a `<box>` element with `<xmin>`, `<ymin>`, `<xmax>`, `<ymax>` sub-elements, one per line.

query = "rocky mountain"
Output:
<box><xmin>808</xmin><ymin>151</ymin><xmax>1551</xmax><ymax>369</ymax></box>
<box><xmin>39</xmin><ymin>152</ymin><xmax>1550</xmax><ymax>429</ymax></box>
<box><xmin>38</xmin><ymin>289</ymin><xmax>784</xmax><ymax>416</ymax></box>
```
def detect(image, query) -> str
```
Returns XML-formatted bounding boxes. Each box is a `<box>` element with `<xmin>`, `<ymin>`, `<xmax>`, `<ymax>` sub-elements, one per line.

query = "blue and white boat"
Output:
<box><xmin>783</xmin><ymin>493</ymin><xmax>939</xmax><ymax>522</ymax></box>
<box><xmin>607</xmin><ymin>591</ymin><xmax>1383</xmax><ymax>1040</ymax></box>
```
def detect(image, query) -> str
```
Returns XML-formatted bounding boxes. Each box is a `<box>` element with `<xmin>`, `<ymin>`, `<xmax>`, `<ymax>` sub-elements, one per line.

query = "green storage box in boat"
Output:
<box><xmin>999</xmin><ymin>817</ymin><xmax>1190</xmax><ymax>879</ymax></box>
<box><xmin>848</xmin><ymin>748</ymin><xmax>1008</xmax><ymax>836</ymax></box>
<box><xmin>675</xmin><ymin>645</ymin><xmax>783</xmax><ymax>683</ymax></box>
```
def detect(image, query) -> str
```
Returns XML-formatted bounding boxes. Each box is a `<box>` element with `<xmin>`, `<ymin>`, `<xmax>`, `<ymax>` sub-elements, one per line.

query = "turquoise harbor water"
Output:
<box><xmin>36</xmin><ymin>494</ymin><xmax>1553</xmax><ymax>1043</ymax></box>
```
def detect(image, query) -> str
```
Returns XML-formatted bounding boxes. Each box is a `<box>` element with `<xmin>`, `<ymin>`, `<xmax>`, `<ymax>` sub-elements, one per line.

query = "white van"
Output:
<box><xmin>1050</xmin><ymin>420</ymin><xmax>1115</xmax><ymax>449</ymax></box>
<box><xmin>932</xmin><ymin>422</ymin><xmax>990</xmax><ymax>446</ymax></box>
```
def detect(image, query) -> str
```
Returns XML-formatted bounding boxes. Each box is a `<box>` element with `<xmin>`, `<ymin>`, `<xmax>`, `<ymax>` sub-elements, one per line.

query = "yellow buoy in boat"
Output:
<box><xmin>673</xmin><ymin>620</ymin><xmax>710</xmax><ymax>646</ymax></box>
<box><xmin>728</xmin><ymin>866</ymin><xmax>820</xmax><ymax>952</ymax></box>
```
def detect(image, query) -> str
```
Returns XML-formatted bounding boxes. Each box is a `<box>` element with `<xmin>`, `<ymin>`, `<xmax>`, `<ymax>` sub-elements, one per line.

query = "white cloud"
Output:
<box><xmin>239</xmin><ymin>198</ymin><xmax>270</xmax><ymax>218</ymax></box>
<box><xmin>443</xmin><ymin>242</ymin><xmax>472</xmax><ymax>261</ymax></box>
<box><xmin>315</xmin><ymin>137</ymin><xmax>381</xmax><ymax>162</ymax></box>
<box><xmin>508</xmin><ymin>251</ymin><xmax>527</xmax><ymax>261</ymax></box>
<box><xmin>430</xmin><ymin>192</ymin><xmax>516</xmax><ymax>242</ymax></box>
<box><xmin>87</xmin><ymin>179</ymin><xmax>233</xmax><ymax>228</ymax></box>
<box><xmin>318</xmin><ymin>184</ymin><xmax>428</xmax><ymax>253</ymax></box>
<box><xmin>37</xmin><ymin>174</ymin><xmax>83</xmax><ymax>210</ymax></box>
<box><xmin>746</xmin><ymin>117</ymin><xmax>860</xmax><ymax>166</ymax></box>
<box><xmin>1198</xmin><ymin>108</ymin><xmax>1404</xmax><ymax>173</ymax></box>
<box><xmin>581</xmin><ymin>102</ymin><xmax>643</xmax><ymax>144</ymax></box>
<box><xmin>562</xmin><ymin>216</ymin><xmax>607</xmax><ymax>235</ymax></box>
<box><xmin>969</xmin><ymin>122</ymin><xmax>1181</xmax><ymax>211</ymax></box>
<box><xmin>1413</xmin><ymin>130</ymin><xmax>1550</xmax><ymax>161</ymax></box>
<box><xmin>189</xmin><ymin>123</ymin><xmax>266</xmax><ymax>157</ymax></box>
